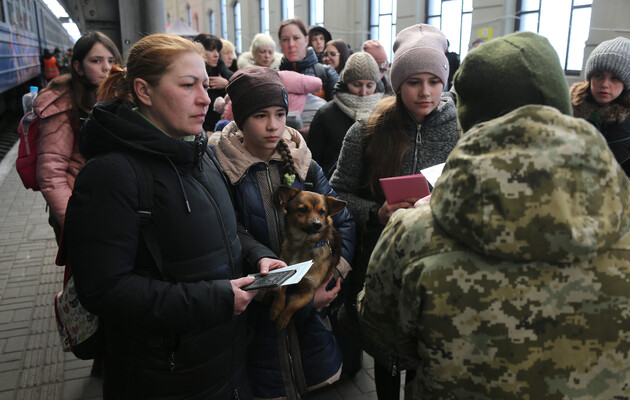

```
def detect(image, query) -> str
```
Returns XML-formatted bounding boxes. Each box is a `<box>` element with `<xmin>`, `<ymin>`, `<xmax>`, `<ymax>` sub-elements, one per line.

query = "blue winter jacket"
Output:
<box><xmin>211</xmin><ymin>123</ymin><xmax>355</xmax><ymax>399</ymax></box>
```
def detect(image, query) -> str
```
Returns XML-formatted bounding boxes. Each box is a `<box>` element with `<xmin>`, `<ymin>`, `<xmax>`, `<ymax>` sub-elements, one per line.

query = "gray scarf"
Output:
<box><xmin>333</xmin><ymin>92</ymin><xmax>384</xmax><ymax>121</ymax></box>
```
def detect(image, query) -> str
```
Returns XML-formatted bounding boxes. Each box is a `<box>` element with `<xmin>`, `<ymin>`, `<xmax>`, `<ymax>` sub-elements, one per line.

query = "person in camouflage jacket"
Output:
<box><xmin>358</xmin><ymin>31</ymin><xmax>630</xmax><ymax>399</ymax></box>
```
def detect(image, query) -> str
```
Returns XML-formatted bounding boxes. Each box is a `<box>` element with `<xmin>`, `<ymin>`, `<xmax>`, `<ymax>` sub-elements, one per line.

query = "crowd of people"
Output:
<box><xmin>29</xmin><ymin>16</ymin><xmax>630</xmax><ymax>400</ymax></box>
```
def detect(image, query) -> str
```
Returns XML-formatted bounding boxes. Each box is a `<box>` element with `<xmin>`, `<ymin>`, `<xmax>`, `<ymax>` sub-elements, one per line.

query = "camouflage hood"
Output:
<box><xmin>431</xmin><ymin>104</ymin><xmax>630</xmax><ymax>263</ymax></box>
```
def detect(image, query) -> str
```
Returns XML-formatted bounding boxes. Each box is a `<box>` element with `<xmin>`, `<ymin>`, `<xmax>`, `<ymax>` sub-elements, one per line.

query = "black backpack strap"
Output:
<box><xmin>304</xmin><ymin>160</ymin><xmax>318</xmax><ymax>191</ymax></box>
<box><xmin>123</xmin><ymin>153</ymin><xmax>164</xmax><ymax>277</ymax></box>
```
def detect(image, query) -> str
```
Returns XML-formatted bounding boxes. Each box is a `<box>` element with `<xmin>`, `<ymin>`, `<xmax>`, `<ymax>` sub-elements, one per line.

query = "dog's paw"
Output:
<box><xmin>269</xmin><ymin>305</ymin><xmax>281</xmax><ymax>321</ymax></box>
<box><xmin>275</xmin><ymin>315</ymin><xmax>291</xmax><ymax>330</ymax></box>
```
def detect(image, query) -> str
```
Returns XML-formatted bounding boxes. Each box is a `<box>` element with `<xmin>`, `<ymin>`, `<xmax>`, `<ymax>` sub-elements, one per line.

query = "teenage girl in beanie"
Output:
<box><xmin>212</xmin><ymin>66</ymin><xmax>356</xmax><ymax>400</ymax></box>
<box><xmin>571</xmin><ymin>36</ymin><xmax>630</xmax><ymax>177</ymax></box>
<box><xmin>308</xmin><ymin>51</ymin><xmax>384</xmax><ymax>178</ymax></box>
<box><xmin>330</xmin><ymin>24</ymin><xmax>459</xmax><ymax>400</ymax></box>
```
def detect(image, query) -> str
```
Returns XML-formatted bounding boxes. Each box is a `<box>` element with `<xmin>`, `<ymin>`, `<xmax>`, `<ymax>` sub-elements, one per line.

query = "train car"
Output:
<box><xmin>0</xmin><ymin>0</ymin><xmax>74</xmax><ymax>114</ymax></box>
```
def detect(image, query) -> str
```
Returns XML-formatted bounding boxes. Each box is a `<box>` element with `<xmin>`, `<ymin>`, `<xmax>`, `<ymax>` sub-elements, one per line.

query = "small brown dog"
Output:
<box><xmin>269</xmin><ymin>186</ymin><xmax>347</xmax><ymax>330</ymax></box>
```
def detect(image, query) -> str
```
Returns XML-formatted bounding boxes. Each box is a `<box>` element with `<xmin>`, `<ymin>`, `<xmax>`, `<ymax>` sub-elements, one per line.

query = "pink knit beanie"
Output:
<box><xmin>390</xmin><ymin>24</ymin><xmax>449</xmax><ymax>91</ymax></box>
<box><xmin>362</xmin><ymin>39</ymin><xmax>389</xmax><ymax>70</ymax></box>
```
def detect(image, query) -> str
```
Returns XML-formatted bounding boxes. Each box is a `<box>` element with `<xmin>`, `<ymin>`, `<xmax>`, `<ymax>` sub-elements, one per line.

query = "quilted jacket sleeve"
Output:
<box><xmin>36</xmin><ymin>109</ymin><xmax>77</xmax><ymax>225</ymax></box>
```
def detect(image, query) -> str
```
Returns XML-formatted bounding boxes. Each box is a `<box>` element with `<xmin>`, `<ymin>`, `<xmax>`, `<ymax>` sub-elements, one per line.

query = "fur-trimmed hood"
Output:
<box><xmin>570</xmin><ymin>81</ymin><xmax>630</xmax><ymax>123</ymax></box>
<box><xmin>211</xmin><ymin>121</ymin><xmax>312</xmax><ymax>184</ymax></box>
<box><xmin>236</xmin><ymin>51</ymin><xmax>283</xmax><ymax>70</ymax></box>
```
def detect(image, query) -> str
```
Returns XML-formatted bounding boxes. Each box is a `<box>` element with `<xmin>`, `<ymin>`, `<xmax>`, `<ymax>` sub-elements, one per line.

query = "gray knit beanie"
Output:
<box><xmin>340</xmin><ymin>52</ymin><xmax>380</xmax><ymax>85</ymax></box>
<box><xmin>390</xmin><ymin>24</ymin><xmax>449</xmax><ymax>91</ymax></box>
<box><xmin>585</xmin><ymin>36</ymin><xmax>630</xmax><ymax>90</ymax></box>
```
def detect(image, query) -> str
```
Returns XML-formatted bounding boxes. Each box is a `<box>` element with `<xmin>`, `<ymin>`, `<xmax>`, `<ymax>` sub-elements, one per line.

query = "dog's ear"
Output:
<box><xmin>325</xmin><ymin>196</ymin><xmax>347</xmax><ymax>216</ymax></box>
<box><xmin>276</xmin><ymin>186</ymin><xmax>301</xmax><ymax>209</ymax></box>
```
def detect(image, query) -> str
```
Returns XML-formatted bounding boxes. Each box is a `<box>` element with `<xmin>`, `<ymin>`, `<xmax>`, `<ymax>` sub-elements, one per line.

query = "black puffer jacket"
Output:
<box><xmin>65</xmin><ymin>100</ymin><xmax>275</xmax><ymax>399</ymax></box>
<box><xmin>204</xmin><ymin>58</ymin><xmax>234</xmax><ymax>132</ymax></box>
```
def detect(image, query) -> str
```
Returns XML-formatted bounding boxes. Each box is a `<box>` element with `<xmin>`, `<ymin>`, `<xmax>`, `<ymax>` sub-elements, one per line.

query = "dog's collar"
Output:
<box><xmin>312</xmin><ymin>239</ymin><xmax>329</xmax><ymax>249</ymax></box>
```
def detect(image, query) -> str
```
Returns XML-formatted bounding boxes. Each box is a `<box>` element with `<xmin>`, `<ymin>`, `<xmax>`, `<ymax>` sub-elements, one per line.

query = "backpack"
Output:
<box><xmin>16</xmin><ymin>112</ymin><xmax>41</xmax><ymax>191</ymax></box>
<box><xmin>53</xmin><ymin>152</ymin><xmax>163</xmax><ymax>359</ymax></box>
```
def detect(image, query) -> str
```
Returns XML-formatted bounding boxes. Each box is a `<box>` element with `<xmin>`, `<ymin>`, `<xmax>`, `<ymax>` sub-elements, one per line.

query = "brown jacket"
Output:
<box><xmin>34</xmin><ymin>85</ymin><xmax>85</xmax><ymax>225</ymax></box>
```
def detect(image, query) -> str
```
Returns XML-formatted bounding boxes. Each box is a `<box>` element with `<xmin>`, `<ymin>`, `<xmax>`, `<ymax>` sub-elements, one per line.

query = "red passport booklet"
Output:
<box><xmin>379</xmin><ymin>174</ymin><xmax>430</xmax><ymax>204</ymax></box>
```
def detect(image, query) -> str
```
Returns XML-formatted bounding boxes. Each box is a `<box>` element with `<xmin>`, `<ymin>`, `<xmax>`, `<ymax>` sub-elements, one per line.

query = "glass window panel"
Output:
<box><xmin>316</xmin><ymin>0</ymin><xmax>324</xmax><ymax>25</ymax></box>
<box><xmin>380</xmin><ymin>14</ymin><xmax>392</xmax><ymax>47</ymax></box>
<box><xmin>442</xmin><ymin>0</ymin><xmax>462</xmax><ymax>51</ymax></box>
<box><xmin>284</xmin><ymin>0</ymin><xmax>294</xmax><ymax>19</ymax></box>
<box><xmin>389</xmin><ymin>23</ymin><xmax>396</xmax><ymax>62</ymax></box>
<box><xmin>539</xmin><ymin>0</ymin><xmax>570</xmax><ymax>68</ymax></box>
<box><xmin>427</xmin><ymin>16</ymin><xmax>441</xmax><ymax>29</ymax></box>
<box><xmin>428</xmin><ymin>0</ymin><xmax>441</xmax><ymax>17</ymax></box>
<box><xmin>520</xmin><ymin>0</ymin><xmax>540</xmax><ymax>12</ymax></box>
<box><xmin>463</xmin><ymin>0</ymin><xmax>473</xmax><ymax>12</ymax></box>
<box><xmin>519</xmin><ymin>12</ymin><xmax>539</xmax><ymax>32</ymax></box>
<box><xmin>380</xmin><ymin>0</ymin><xmax>392</xmax><ymax>15</ymax></box>
<box><xmin>461</xmin><ymin>12</ymin><xmax>471</xmax><ymax>59</ymax></box>
<box><xmin>574</xmin><ymin>0</ymin><xmax>592</xmax><ymax>5</ymax></box>
<box><xmin>260</xmin><ymin>0</ymin><xmax>269</xmax><ymax>34</ymax></box>
<box><xmin>234</xmin><ymin>2</ymin><xmax>242</xmax><ymax>51</ymax></box>
<box><xmin>566</xmin><ymin>7</ymin><xmax>591</xmax><ymax>70</ymax></box>
<box><xmin>370</xmin><ymin>0</ymin><xmax>379</xmax><ymax>25</ymax></box>
<box><xmin>221</xmin><ymin>0</ymin><xmax>227</xmax><ymax>39</ymax></box>
<box><xmin>370</xmin><ymin>26</ymin><xmax>379</xmax><ymax>40</ymax></box>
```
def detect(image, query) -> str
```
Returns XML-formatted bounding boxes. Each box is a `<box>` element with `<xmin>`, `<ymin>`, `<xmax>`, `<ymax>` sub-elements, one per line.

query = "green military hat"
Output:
<box><xmin>453</xmin><ymin>31</ymin><xmax>573</xmax><ymax>132</ymax></box>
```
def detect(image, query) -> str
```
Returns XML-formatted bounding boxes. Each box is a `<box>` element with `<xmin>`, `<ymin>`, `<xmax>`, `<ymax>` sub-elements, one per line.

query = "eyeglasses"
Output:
<box><xmin>323</xmin><ymin>52</ymin><xmax>340</xmax><ymax>57</ymax></box>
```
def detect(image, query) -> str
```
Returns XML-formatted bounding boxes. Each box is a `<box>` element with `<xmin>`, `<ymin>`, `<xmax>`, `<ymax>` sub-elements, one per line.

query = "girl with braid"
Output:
<box><xmin>211</xmin><ymin>66</ymin><xmax>356</xmax><ymax>400</ymax></box>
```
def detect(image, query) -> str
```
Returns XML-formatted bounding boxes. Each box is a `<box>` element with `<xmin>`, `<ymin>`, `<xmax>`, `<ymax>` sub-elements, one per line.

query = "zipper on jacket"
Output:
<box><xmin>265</xmin><ymin>164</ymin><xmax>284</xmax><ymax>250</ymax></box>
<box><xmin>412</xmin><ymin>123</ymin><xmax>422</xmax><ymax>173</ymax></box>
<box><xmin>233</xmin><ymin>388</ymin><xmax>239</xmax><ymax>399</ymax></box>
<box><xmin>194</xmin><ymin>178</ymin><xmax>237</xmax><ymax>275</ymax></box>
<box><xmin>168</xmin><ymin>351</ymin><xmax>175</xmax><ymax>372</ymax></box>
<box><xmin>196</xmin><ymin>138</ymin><xmax>205</xmax><ymax>172</ymax></box>
<box><xmin>285</xmin><ymin>329</ymin><xmax>300</xmax><ymax>400</ymax></box>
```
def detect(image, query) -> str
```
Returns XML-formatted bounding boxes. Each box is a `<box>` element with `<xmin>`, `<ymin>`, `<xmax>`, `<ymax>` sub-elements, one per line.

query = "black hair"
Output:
<box><xmin>276</xmin><ymin>140</ymin><xmax>298</xmax><ymax>177</ymax></box>
<box><xmin>193</xmin><ymin>33</ymin><xmax>223</xmax><ymax>52</ymax></box>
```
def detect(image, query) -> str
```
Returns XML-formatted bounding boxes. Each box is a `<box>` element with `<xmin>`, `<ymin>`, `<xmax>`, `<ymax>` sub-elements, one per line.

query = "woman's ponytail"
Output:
<box><xmin>97</xmin><ymin>65</ymin><xmax>132</xmax><ymax>102</ymax></box>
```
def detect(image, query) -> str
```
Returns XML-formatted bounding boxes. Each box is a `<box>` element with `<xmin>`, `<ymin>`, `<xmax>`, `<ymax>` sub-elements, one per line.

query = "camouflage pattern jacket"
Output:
<box><xmin>358</xmin><ymin>104</ymin><xmax>630</xmax><ymax>399</ymax></box>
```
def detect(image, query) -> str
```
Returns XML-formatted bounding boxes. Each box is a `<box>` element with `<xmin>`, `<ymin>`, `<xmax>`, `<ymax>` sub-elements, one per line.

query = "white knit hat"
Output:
<box><xmin>585</xmin><ymin>36</ymin><xmax>630</xmax><ymax>90</ymax></box>
<box><xmin>390</xmin><ymin>24</ymin><xmax>449</xmax><ymax>91</ymax></box>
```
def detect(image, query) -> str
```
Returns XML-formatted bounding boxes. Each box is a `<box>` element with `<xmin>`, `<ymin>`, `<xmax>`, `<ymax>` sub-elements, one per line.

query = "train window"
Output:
<box><xmin>7</xmin><ymin>1</ymin><xmax>15</xmax><ymax>26</ymax></box>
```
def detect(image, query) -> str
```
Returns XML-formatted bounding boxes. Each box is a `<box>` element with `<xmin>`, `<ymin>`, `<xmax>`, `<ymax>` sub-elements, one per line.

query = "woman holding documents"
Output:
<box><xmin>64</xmin><ymin>34</ymin><xmax>281</xmax><ymax>399</ymax></box>
<box><xmin>211</xmin><ymin>66</ymin><xmax>355</xmax><ymax>399</ymax></box>
<box><xmin>329</xmin><ymin>24</ymin><xmax>459</xmax><ymax>400</ymax></box>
